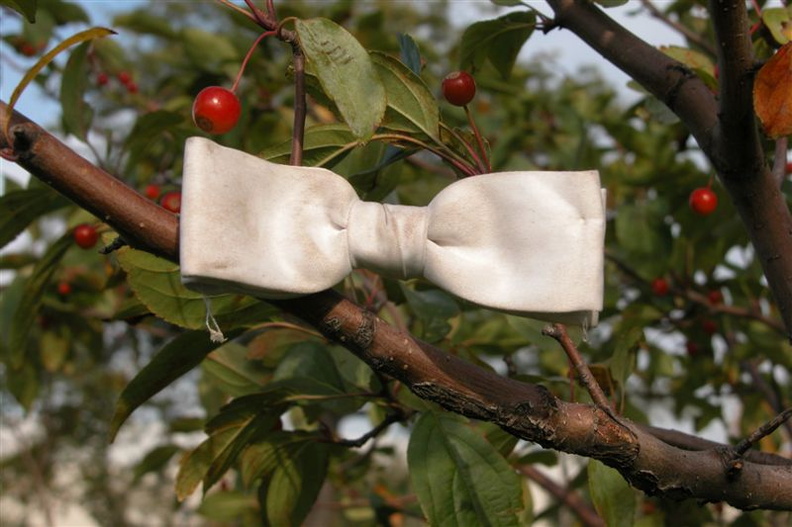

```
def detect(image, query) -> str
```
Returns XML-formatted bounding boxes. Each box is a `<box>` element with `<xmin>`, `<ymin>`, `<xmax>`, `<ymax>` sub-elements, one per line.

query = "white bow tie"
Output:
<box><xmin>179</xmin><ymin>137</ymin><xmax>606</xmax><ymax>327</ymax></box>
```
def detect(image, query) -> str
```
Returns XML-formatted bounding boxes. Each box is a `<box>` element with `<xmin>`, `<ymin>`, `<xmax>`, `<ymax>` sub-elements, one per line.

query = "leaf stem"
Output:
<box><xmin>464</xmin><ymin>104</ymin><xmax>491</xmax><ymax>172</ymax></box>
<box><xmin>373</xmin><ymin>132</ymin><xmax>478</xmax><ymax>177</ymax></box>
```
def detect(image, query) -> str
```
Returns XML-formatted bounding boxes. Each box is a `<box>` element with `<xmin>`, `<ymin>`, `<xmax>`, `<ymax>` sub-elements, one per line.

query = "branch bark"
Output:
<box><xmin>2</xmin><ymin>102</ymin><xmax>791</xmax><ymax>510</ymax></box>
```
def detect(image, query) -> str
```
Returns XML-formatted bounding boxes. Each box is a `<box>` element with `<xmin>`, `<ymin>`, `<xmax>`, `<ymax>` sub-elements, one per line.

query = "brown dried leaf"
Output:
<box><xmin>754</xmin><ymin>42</ymin><xmax>792</xmax><ymax>138</ymax></box>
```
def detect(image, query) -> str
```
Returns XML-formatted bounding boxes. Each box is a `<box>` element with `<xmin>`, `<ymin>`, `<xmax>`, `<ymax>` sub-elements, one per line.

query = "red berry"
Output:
<box><xmin>126</xmin><ymin>82</ymin><xmax>139</xmax><ymax>94</ymax></box>
<box><xmin>651</xmin><ymin>277</ymin><xmax>670</xmax><ymax>296</ymax></box>
<box><xmin>57</xmin><ymin>281</ymin><xmax>72</xmax><ymax>296</ymax></box>
<box><xmin>785</xmin><ymin>161</ymin><xmax>792</xmax><ymax>174</ymax></box>
<box><xmin>192</xmin><ymin>86</ymin><xmax>241</xmax><ymax>134</ymax></box>
<box><xmin>160</xmin><ymin>191</ymin><xmax>182</xmax><ymax>213</ymax></box>
<box><xmin>686</xmin><ymin>341</ymin><xmax>701</xmax><ymax>357</ymax></box>
<box><xmin>441</xmin><ymin>71</ymin><xmax>476</xmax><ymax>107</ymax></box>
<box><xmin>689</xmin><ymin>187</ymin><xmax>718</xmax><ymax>216</ymax></box>
<box><xmin>117</xmin><ymin>71</ymin><xmax>133</xmax><ymax>85</ymax></box>
<box><xmin>707</xmin><ymin>289</ymin><xmax>724</xmax><ymax>305</ymax></box>
<box><xmin>97</xmin><ymin>72</ymin><xmax>109</xmax><ymax>86</ymax></box>
<box><xmin>701</xmin><ymin>319</ymin><xmax>718</xmax><ymax>335</ymax></box>
<box><xmin>144</xmin><ymin>183</ymin><xmax>161</xmax><ymax>200</ymax></box>
<box><xmin>19</xmin><ymin>42</ymin><xmax>37</xmax><ymax>57</ymax></box>
<box><xmin>73</xmin><ymin>223</ymin><xmax>99</xmax><ymax>249</ymax></box>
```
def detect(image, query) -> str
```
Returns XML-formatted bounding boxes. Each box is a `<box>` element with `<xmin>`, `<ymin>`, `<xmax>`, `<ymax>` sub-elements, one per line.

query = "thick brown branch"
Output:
<box><xmin>2</xmin><ymin>102</ymin><xmax>791</xmax><ymax>510</ymax></box>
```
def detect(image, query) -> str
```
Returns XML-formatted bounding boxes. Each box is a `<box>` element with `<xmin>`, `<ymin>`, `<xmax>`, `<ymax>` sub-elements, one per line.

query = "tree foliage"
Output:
<box><xmin>1</xmin><ymin>0</ymin><xmax>791</xmax><ymax>525</ymax></box>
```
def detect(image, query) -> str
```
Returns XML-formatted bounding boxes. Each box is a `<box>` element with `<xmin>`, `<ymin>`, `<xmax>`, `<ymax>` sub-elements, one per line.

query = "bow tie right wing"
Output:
<box><xmin>424</xmin><ymin>171</ymin><xmax>605</xmax><ymax>327</ymax></box>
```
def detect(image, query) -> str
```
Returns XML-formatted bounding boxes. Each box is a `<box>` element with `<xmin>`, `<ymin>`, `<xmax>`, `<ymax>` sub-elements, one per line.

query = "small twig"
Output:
<box><xmin>741</xmin><ymin>359</ymin><xmax>792</xmax><ymax>440</ymax></box>
<box><xmin>290</xmin><ymin>46</ymin><xmax>306</xmax><ymax>166</ymax></box>
<box><xmin>99</xmin><ymin>236</ymin><xmax>127</xmax><ymax>255</ymax></box>
<box><xmin>542</xmin><ymin>324</ymin><xmax>614</xmax><ymax>413</ymax></box>
<box><xmin>328</xmin><ymin>413</ymin><xmax>404</xmax><ymax>448</ymax></box>
<box><xmin>214</xmin><ymin>0</ymin><xmax>256</xmax><ymax>22</ymax></box>
<box><xmin>734</xmin><ymin>407</ymin><xmax>792</xmax><ymax>457</ymax></box>
<box><xmin>519</xmin><ymin>465</ymin><xmax>605</xmax><ymax>527</ymax></box>
<box><xmin>639</xmin><ymin>0</ymin><xmax>717</xmax><ymax>56</ymax></box>
<box><xmin>772</xmin><ymin>137</ymin><xmax>788</xmax><ymax>187</ymax></box>
<box><xmin>243</xmin><ymin>0</ymin><xmax>270</xmax><ymax>26</ymax></box>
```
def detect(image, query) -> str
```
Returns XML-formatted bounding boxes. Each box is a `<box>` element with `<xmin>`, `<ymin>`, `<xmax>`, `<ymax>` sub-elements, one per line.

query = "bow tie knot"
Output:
<box><xmin>179</xmin><ymin>137</ymin><xmax>606</xmax><ymax>327</ymax></box>
<box><xmin>347</xmin><ymin>202</ymin><xmax>428</xmax><ymax>280</ymax></box>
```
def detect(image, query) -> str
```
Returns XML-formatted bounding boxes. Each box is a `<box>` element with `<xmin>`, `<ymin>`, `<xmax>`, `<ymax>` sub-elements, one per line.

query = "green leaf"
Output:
<box><xmin>659</xmin><ymin>45</ymin><xmax>714</xmax><ymax>73</ymax></box>
<box><xmin>272</xmin><ymin>341</ymin><xmax>364</xmax><ymax>417</ymax></box>
<box><xmin>408</xmin><ymin>412</ymin><xmax>523</xmax><ymax>526</ymax></box>
<box><xmin>588</xmin><ymin>460</ymin><xmax>636</xmax><ymax>527</ymax></box>
<box><xmin>762</xmin><ymin>7</ymin><xmax>792</xmax><ymax>45</ymax></box>
<box><xmin>489</xmin><ymin>0</ymin><xmax>526</xmax><ymax>6</ymax></box>
<box><xmin>113</xmin><ymin>9</ymin><xmax>177</xmax><ymax>39</ymax></box>
<box><xmin>181</xmin><ymin>28</ymin><xmax>237</xmax><ymax>73</ymax></box>
<box><xmin>60</xmin><ymin>40</ymin><xmax>93</xmax><ymax>140</ymax></box>
<box><xmin>116</xmin><ymin>248</ymin><xmax>265</xmax><ymax>330</ymax></box>
<box><xmin>133</xmin><ymin>444</ymin><xmax>180</xmax><ymax>483</ymax></box>
<box><xmin>0</xmin><ymin>187</ymin><xmax>69</xmax><ymax>249</ymax></box>
<box><xmin>197</xmin><ymin>491</ymin><xmax>258</xmax><ymax>521</ymax></box>
<box><xmin>123</xmin><ymin>110</ymin><xmax>184</xmax><ymax>170</ymax></box>
<box><xmin>260</xmin><ymin>123</ymin><xmax>360</xmax><ymax>167</ymax></box>
<box><xmin>176</xmin><ymin>394</ymin><xmax>283</xmax><ymax>500</ymax></box>
<box><xmin>401</xmin><ymin>285</ymin><xmax>460</xmax><ymax>343</ymax></box>
<box><xmin>459</xmin><ymin>12</ymin><xmax>536</xmax><ymax>80</ymax></box>
<box><xmin>614</xmin><ymin>201</ymin><xmax>673</xmax><ymax>276</ymax></box>
<box><xmin>7</xmin><ymin>232</ymin><xmax>72</xmax><ymax>368</ymax></box>
<box><xmin>202</xmin><ymin>342</ymin><xmax>270</xmax><ymax>397</ymax></box>
<box><xmin>594</xmin><ymin>0</ymin><xmax>629</xmax><ymax>6</ymax></box>
<box><xmin>5</xmin><ymin>27</ymin><xmax>115</xmax><ymax>136</ymax></box>
<box><xmin>265</xmin><ymin>439</ymin><xmax>330</xmax><ymax>527</ymax></box>
<box><xmin>110</xmin><ymin>329</ymin><xmax>243</xmax><ymax>442</ymax></box>
<box><xmin>398</xmin><ymin>33</ymin><xmax>422</xmax><ymax>75</ymax></box>
<box><xmin>371</xmin><ymin>51</ymin><xmax>440</xmax><ymax>141</ymax></box>
<box><xmin>2</xmin><ymin>0</ymin><xmax>37</xmax><ymax>22</ymax></box>
<box><xmin>296</xmin><ymin>17</ymin><xmax>386</xmax><ymax>140</ymax></box>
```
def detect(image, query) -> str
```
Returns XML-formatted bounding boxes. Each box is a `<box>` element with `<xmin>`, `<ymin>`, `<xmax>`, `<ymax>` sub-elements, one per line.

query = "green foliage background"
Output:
<box><xmin>1</xmin><ymin>0</ymin><xmax>790</xmax><ymax>525</ymax></box>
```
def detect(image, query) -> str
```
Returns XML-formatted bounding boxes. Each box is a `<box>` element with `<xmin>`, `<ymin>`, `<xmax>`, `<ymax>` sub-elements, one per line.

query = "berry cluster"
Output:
<box><xmin>95</xmin><ymin>70</ymin><xmax>138</xmax><ymax>94</ymax></box>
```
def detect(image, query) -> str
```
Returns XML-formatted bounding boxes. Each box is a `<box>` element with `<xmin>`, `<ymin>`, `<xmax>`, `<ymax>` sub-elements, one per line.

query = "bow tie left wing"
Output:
<box><xmin>180</xmin><ymin>137</ymin><xmax>359</xmax><ymax>298</ymax></box>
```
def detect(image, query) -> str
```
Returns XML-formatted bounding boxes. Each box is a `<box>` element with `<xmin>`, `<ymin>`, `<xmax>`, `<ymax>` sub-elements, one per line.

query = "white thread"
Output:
<box><xmin>203</xmin><ymin>296</ymin><xmax>227</xmax><ymax>343</ymax></box>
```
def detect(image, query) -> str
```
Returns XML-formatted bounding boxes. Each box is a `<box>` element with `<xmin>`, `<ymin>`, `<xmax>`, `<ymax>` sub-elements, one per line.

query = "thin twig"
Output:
<box><xmin>214</xmin><ymin>0</ymin><xmax>256</xmax><ymax>22</ymax></box>
<box><xmin>542</xmin><ymin>324</ymin><xmax>614</xmax><ymax>413</ymax></box>
<box><xmin>741</xmin><ymin>359</ymin><xmax>792</xmax><ymax>441</ymax></box>
<box><xmin>290</xmin><ymin>47</ymin><xmax>306</xmax><ymax>166</ymax></box>
<box><xmin>519</xmin><ymin>465</ymin><xmax>605</xmax><ymax>527</ymax></box>
<box><xmin>639</xmin><ymin>0</ymin><xmax>717</xmax><ymax>56</ymax></box>
<box><xmin>328</xmin><ymin>413</ymin><xmax>404</xmax><ymax>448</ymax></box>
<box><xmin>734</xmin><ymin>407</ymin><xmax>792</xmax><ymax>457</ymax></box>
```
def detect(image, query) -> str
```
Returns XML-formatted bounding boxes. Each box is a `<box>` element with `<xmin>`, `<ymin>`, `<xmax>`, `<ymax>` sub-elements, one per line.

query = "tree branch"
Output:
<box><xmin>2</xmin><ymin>102</ymin><xmax>791</xmax><ymax>510</ymax></box>
<box><xmin>545</xmin><ymin>0</ymin><xmax>792</xmax><ymax>341</ymax></box>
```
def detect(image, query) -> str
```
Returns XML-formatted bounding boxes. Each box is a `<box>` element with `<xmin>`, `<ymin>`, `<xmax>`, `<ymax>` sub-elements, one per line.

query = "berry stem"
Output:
<box><xmin>439</xmin><ymin>122</ymin><xmax>488</xmax><ymax>175</ymax></box>
<box><xmin>231</xmin><ymin>30</ymin><xmax>276</xmax><ymax>93</ymax></box>
<box><xmin>464</xmin><ymin>104</ymin><xmax>491</xmax><ymax>173</ymax></box>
